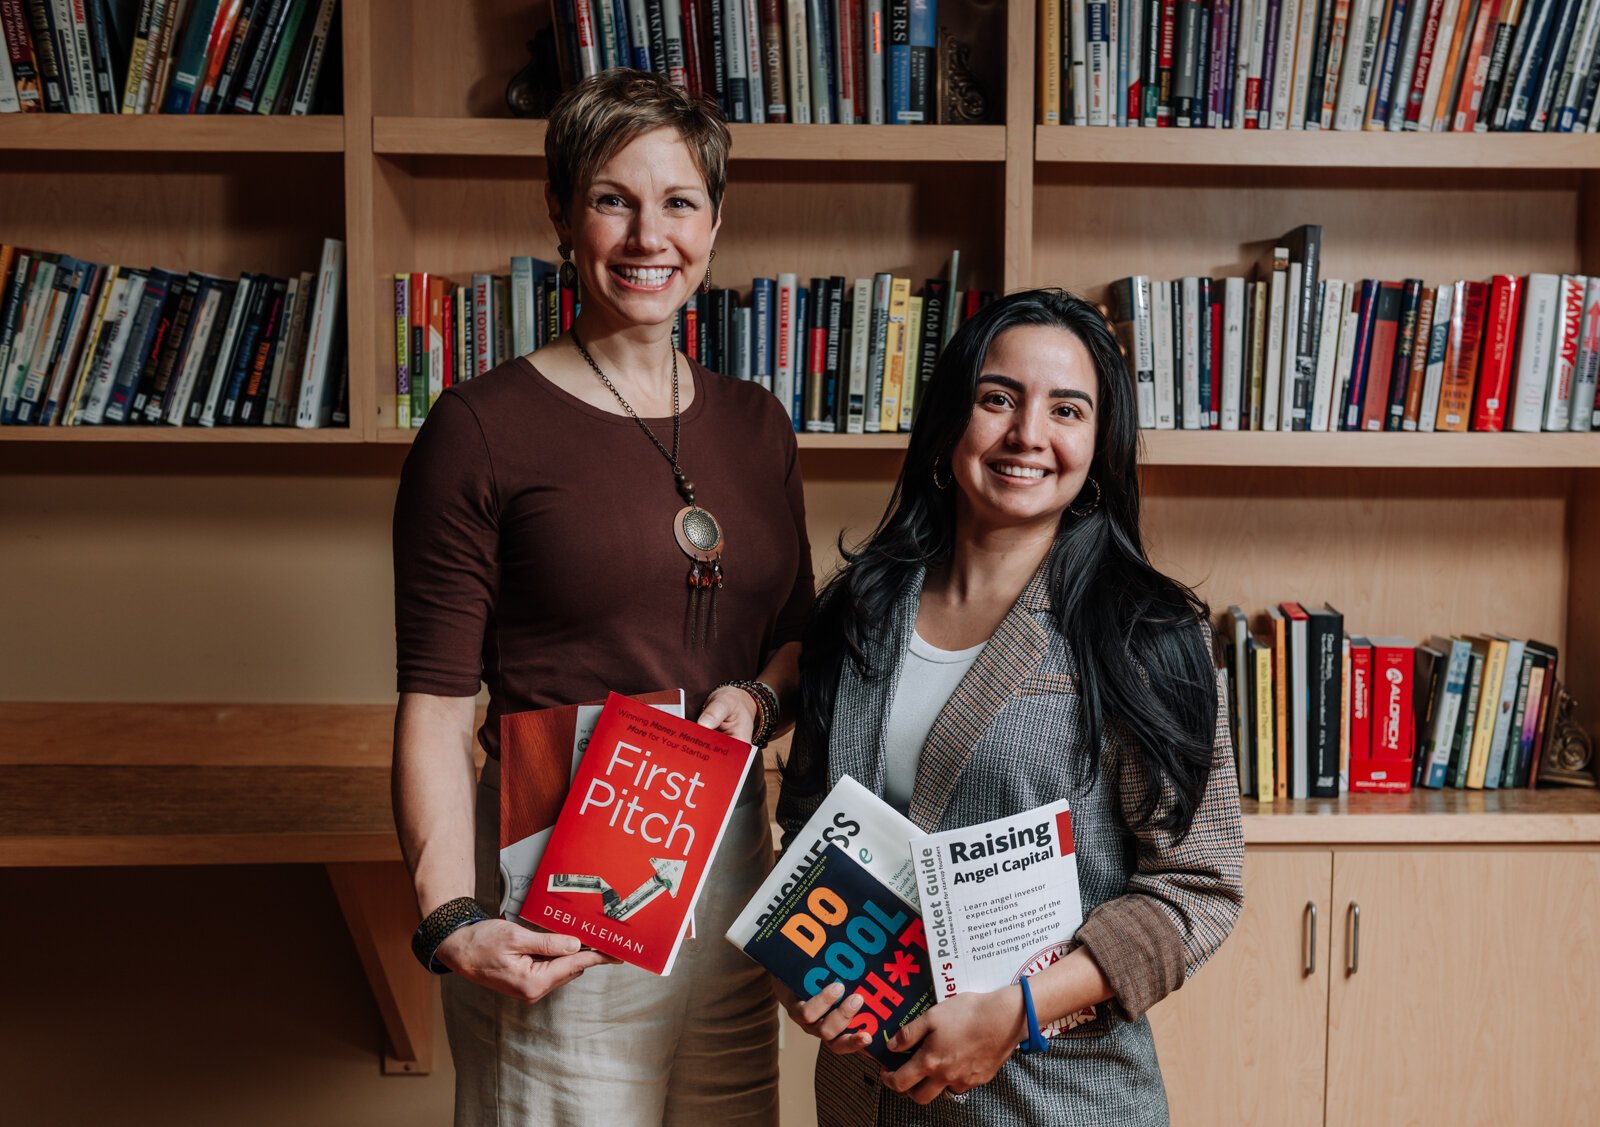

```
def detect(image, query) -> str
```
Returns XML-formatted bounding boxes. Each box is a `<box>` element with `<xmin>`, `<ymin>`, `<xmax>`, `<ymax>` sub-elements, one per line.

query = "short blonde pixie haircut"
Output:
<box><xmin>545</xmin><ymin>69</ymin><xmax>731</xmax><ymax>218</ymax></box>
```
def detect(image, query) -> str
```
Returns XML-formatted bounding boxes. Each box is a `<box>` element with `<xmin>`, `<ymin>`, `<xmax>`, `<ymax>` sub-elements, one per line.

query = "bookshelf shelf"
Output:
<box><xmin>1034</xmin><ymin>127</ymin><xmax>1600</xmax><ymax>171</ymax></box>
<box><xmin>1138</xmin><ymin>431</ymin><xmax>1600</xmax><ymax>468</ymax></box>
<box><xmin>372</xmin><ymin>118</ymin><xmax>1007</xmax><ymax>162</ymax></box>
<box><xmin>1239</xmin><ymin>787</ymin><xmax>1600</xmax><ymax>844</ymax></box>
<box><xmin>0</xmin><ymin>426</ymin><xmax>360</xmax><ymax>444</ymax></box>
<box><xmin>0</xmin><ymin>114</ymin><xmax>346</xmax><ymax>153</ymax></box>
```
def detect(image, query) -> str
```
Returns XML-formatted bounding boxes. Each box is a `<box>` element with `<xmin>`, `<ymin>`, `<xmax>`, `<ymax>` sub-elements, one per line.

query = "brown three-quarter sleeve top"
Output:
<box><xmin>394</xmin><ymin>355</ymin><xmax>815</xmax><ymax>760</ymax></box>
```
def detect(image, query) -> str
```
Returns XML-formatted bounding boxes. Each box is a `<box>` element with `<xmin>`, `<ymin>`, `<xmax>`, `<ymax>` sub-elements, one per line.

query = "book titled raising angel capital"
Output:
<box><xmin>521</xmin><ymin>692</ymin><xmax>757</xmax><ymax>975</ymax></box>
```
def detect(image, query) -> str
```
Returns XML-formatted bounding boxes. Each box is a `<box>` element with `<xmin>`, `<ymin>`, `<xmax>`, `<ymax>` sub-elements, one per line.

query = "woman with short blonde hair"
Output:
<box><xmin>393</xmin><ymin>69</ymin><xmax>809</xmax><ymax>1125</ymax></box>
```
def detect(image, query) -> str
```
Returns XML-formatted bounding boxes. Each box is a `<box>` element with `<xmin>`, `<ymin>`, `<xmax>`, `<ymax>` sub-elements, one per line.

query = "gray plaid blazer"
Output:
<box><xmin>777</xmin><ymin>564</ymin><xmax>1245</xmax><ymax>1127</ymax></box>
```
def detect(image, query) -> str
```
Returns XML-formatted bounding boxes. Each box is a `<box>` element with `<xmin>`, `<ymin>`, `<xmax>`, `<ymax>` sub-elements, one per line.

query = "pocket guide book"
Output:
<box><xmin>520</xmin><ymin>692</ymin><xmax>756</xmax><ymax>976</ymax></box>
<box><xmin>913</xmin><ymin>800</ymin><xmax>1096</xmax><ymax>1034</ymax></box>
<box><xmin>498</xmin><ymin>688</ymin><xmax>686</xmax><ymax>918</ymax></box>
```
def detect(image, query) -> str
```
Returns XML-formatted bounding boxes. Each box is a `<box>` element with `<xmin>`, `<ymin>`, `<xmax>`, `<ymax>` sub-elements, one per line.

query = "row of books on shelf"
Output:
<box><xmin>0</xmin><ymin>0</ymin><xmax>340</xmax><ymax>115</ymax></box>
<box><xmin>548</xmin><ymin>0</ymin><xmax>939</xmax><ymax>125</ymax></box>
<box><xmin>1110</xmin><ymin>224</ymin><xmax>1600</xmax><ymax>432</ymax></box>
<box><xmin>395</xmin><ymin>253</ymin><xmax>990</xmax><ymax>434</ymax></box>
<box><xmin>1220</xmin><ymin>604</ymin><xmax>1563</xmax><ymax>800</ymax></box>
<box><xmin>0</xmin><ymin>237</ymin><xmax>346</xmax><ymax>428</ymax></box>
<box><xmin>1040</xmin><ymin>0</ymin><xmax>1600</xmax><ymax>133</ymax></box>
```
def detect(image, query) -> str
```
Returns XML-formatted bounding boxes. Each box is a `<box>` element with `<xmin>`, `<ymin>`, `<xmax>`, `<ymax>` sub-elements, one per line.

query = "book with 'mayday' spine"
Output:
<box><xmin>521</xmin><ymin>692</ymin><xmax>757</xmax><ymax>976</ymax></box>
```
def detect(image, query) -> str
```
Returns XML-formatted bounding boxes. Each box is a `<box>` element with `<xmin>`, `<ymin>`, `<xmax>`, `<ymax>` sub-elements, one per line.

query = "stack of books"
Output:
<box><xmin>1039</xmin><ymin>0</ymin><xmax>1600</xmax><ymax>133</ymax></box>
<box><xmin>1220</xmin><ymin>604</ymin><xmax>1563</xmax><ymax>800</ymax></box>
<box><xmin>1110</xmin><ymin>224</ymin><xmax>1600</xmax><ymax>432</ymax></box>
<box><xmin>0</xmin><ymin>0</ymin><xmax>341</xmax><ymax>115</ymax></box>
<box><xmin>0</xmin><ymin>237</ymin><xmax>347</xmax><ymax>428</ymax></box>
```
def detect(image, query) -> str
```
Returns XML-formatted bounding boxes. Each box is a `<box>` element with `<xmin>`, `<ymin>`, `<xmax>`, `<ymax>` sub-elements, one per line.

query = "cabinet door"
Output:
<box><xmin>1150</xmin><ymin>849</ymin><xmax>1333</xmax><ymax>1127</ymax></box>
<box><xmin>1327</xmin><ymin>850</ymin><xmax>1600</xmax><ymax>1125</ymax></box>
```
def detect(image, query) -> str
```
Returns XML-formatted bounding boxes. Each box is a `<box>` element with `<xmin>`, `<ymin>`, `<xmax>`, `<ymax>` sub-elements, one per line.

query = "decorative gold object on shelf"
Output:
<box><xmin>1542</xmin><ymin>682</ymin><xmax>1597</xmax><ymax>787</ymax></box>
<box><xmin>937</xmin><ymin>28</ymin><xmax>988</xmax><ymax>125</ymax></box>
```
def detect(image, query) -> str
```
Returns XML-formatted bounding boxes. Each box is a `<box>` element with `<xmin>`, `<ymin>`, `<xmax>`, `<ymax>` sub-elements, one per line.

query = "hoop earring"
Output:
<box><xmin>701</xmin><ymin>249</ymin><xmax>716</xmax><ymax>294</ymax></box>
<box><xmin>1069</xmin><ymin>476</ymin><xmax>1101</xmax><ymax>517</ymax></box>
<box><xmin>932</xmin><ymin>463</ymin><xmax>952</xmax><ymax>491</ymax></box>
<box><xmin>558</xmin><ymin>243</ymin><xmax>578</xmax><ymax>291</ymax></box>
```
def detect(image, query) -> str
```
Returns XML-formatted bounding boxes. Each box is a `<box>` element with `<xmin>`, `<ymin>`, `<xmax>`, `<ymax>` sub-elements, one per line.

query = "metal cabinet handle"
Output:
<box><xmin>1346</xmin><ymin>902</ymin><xmax>1361</xmax><ymax>975</ymax></box>
<box><xmin>1303</xmin><ymin>901</ymin><xmax>1317</xmax><ymax>976</ymax></box>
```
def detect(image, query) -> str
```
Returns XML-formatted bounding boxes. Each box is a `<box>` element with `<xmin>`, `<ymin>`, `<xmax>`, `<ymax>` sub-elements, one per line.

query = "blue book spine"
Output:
<box><xmin>908</xmin><ymin>0</ymin><xmax>936</xmax><ymax>123</ymax></box>
<box><xmin>889</xmin><ymin>0</ymin><xmax>911</xmax><ymax>122</ymax></box>
<box><xmin>1370</xmin><ymin>0</ymin><xmax>1413</xmax><ymax>128</ymax></box>
<box><xmin>752</xmin><ymin>278</ymin><xmax>775</xmax><ymax>392</ymax></box>
<box><xmin>1506</xmin><ymin>0</ymin><xmax>1565</xmax><ymax>130</ymax></box>
<box><xmin>1344</xmin><ymin>280</ymin><xmax>1380</xmax><ymax>431</ymax></box>
<box><xmin>1426</xmin><ymin>641</ymin><xmax>1473</xmax><ymax>788</ymax></box>
<box><xmin>1259</xmin><ymin>0</ymin><xmax>1282</xmax><ymax>127</ymax></box>
<box><xmin>792</xmin><ymin>285</ymin><xmax>808</xmax><ymax>428</ymax></box>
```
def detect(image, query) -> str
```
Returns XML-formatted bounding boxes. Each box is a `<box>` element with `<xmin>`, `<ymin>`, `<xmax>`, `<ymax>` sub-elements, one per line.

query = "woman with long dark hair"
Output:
<box><xmin>777</xmin><ymin>288</ymin><xmax>1244</xmax><ymax>1125</ymax></box>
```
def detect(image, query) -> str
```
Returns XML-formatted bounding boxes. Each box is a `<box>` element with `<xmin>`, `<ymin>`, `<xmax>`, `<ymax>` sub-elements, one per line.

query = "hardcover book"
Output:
<box><xmin>521</xmin><ymin>692</ymin><xmax>757</xmax><ymax>975</ymax></box>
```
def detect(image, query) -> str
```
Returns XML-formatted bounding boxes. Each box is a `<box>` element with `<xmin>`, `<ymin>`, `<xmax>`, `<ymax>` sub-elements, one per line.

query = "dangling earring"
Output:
<box><xmin>558</xmin><ymin>243</ymin><xmax>579</xmax><ymax>292</ymax></box>
<box><xmin>1069</xmin><ymin>477</ymin><xmax>1101</xmax><ymax>517</ymax></box>
<box><xmin>701</xmin><ymin>249</ymin><xmax>716</xmax><ymax>294</ymax></box>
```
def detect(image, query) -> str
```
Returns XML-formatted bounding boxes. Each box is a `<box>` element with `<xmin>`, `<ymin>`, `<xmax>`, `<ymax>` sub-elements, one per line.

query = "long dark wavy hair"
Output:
<box><xmin>789</xmin><ymin>288</ymin><xmax>1217</xmax><ymax>838</ymax></box>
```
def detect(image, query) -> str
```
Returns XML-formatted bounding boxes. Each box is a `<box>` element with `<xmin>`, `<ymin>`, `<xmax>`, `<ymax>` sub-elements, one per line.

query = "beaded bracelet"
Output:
<box><xmin>411</xmin><ymin>896</ymin><xmax>490</xmax><ymax>974</ymax></box>
<box><xmin>1016</xmin><ymin>975</ymin><xmax>1050</xmax><ymax>1053</ymax></box>
<box><xmin>717</xmin><ymin>678</ymin><xmax>779</xmax><ymax>747</ymax></box>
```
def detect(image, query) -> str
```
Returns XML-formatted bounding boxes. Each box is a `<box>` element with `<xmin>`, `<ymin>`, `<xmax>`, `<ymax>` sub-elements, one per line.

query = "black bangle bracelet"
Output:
<box><xmin>411</xmin><ymin>896</ymin><xmax>490</xmax><ymax>974</ymax></box>
<box><xmin>718</xmin><ymin>678</ymin><xmax>779</xmax><ymax>747</ymax></box>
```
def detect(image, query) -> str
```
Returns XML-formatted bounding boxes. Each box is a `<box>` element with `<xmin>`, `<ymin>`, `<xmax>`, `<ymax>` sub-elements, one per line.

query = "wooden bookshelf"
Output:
<box><xmin>0</xmin><ymin>114</ymin><xmax>346</xmax><ymax>153</ymax></box>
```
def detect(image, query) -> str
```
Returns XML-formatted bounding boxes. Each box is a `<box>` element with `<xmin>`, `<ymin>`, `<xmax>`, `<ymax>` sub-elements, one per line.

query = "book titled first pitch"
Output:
<box><xmin>521</xmin><ymin>693</ymin><xmax>757</xmax><ymax>975</ymax></box>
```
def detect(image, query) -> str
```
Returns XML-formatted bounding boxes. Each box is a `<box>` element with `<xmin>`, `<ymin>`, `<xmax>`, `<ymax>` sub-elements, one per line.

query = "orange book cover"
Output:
<box><xmin>498</xmin><ymin>688</ymin><xmax>686</xmax><ymax>919</ymax></box>
<box><xmin>1436</xmin><ymin>279</ymin><xmax>1488</xmax><ymax>431</ymax></box>
<box><xmin>522</xmin><ymin>693</ymin><xmax>757</xmax><ymax>975</ymax></box>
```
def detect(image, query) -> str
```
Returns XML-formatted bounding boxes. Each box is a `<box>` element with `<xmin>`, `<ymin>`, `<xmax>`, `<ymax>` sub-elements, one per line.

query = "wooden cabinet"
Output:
<box><xmin>1154</xmin><ymin>799</ymin><xmax>1600</xmax><ymax>1127</ymax></box>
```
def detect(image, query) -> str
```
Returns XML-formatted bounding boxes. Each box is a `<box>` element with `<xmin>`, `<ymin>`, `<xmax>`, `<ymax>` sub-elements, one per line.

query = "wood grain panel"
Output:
<box><xmin>1327</xmin><ymin>851</ymin><xmax>1600</xmax><ymax>1124</ymax></box>
<box><xmin>1241</xmin><ymin>789</ymin><xmax>1600</xmax><ymax>844</ymax></box>
<box><xmin>1566</xmin><ymin>470</ymin><xmax>1600</xmax><ymax>734</ymax></box>
<box><xmin>0</xmin><ymin>152</ymin><xmax>344</xmax><ymax>281</ymax></box>
<box><xmin>1032</xmin><ymin>166</ymin><xmax>1580</xmax><ymax>302</ymax></box>
<box><xmin>1151</xmin><ymin>850</ymin><xmax>1333</xmax><ymax>1127</ymax></box>
<box><xmin>1141</xmin><ymin>467</ymin><xmax>1570</xmax><ymax>653</ymax></box>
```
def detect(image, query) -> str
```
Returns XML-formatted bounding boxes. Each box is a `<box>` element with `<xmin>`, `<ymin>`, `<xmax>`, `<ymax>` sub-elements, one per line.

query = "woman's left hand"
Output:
<box><xmin>696</xmin><ymin>685</ymin><xmax>758</xmax><ymax>743</ymax></box>
<box><xmin>880</xmin><ymin>986</ymin><xmax>1026</xmax><ymax>1104</ymax></box>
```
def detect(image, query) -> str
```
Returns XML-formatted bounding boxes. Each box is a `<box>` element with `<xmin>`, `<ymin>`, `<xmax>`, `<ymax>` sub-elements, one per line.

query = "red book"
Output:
<box><xmin>522</xmin><ymin>692</ymin><xmax>757</xmax><ymax>975</ymax></box>
<box><xmin>1354</xmin><ymin>637</ymin><xmax>1416</xmax><ymax>793</ymax></box>
<box><xmin>1360</xmin><ymin>282</ymin><xmax>1404</xmax><ymax>431</ymax></box>
<box><xmin>1403</xmin><ymin>0</ymin><xmax>1449</xmax><ymax>127</ymax></box>
<box><xmin>1472</xmin><ymin>274</ymin><xmax>1521</xmax><ymax>431</ymax></box>
<box><xmin>1436</xmin><ymin>279</ymin><xmax>1488</xmax><ymax>431</ymax></box>
<box><xmin>499</xmin><ymin>688</ymin><xmax>686</xmax><ymax>919</ymax></box>
<box><xmin>440</xmin><ymin>281</ymin><xmax>455</xmax><ymax>390</ymax></box>
<box><xmin>1348</xmin><ymin>637</ymin><xmax>1373</xmax><ymax>767</ymax></box>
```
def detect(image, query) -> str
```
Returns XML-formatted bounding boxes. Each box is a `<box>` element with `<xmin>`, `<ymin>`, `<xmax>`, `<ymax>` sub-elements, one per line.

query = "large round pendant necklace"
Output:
<box><xmin>570</xmin><ymin>329</ymin><xmax>725</xmax><ymax>638</ymax></box>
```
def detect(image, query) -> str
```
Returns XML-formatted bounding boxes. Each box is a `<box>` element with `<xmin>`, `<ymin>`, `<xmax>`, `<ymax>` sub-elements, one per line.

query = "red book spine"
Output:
<box><xmin>1360</xmin><ymin>283</ymin><xmax>1403</xmax><ymax>432</ymax></box>
<box><xmin>1157</xmin><ymin>0</ymin><xmax>1177</xmax><ymax>125</ymax></box>
<box><xmin>1404</xmin><ymin>0</ymin><xmax>1448</xmax><ymax>126</ymax></box>
<box><xmin>440</xmin><ymin>282</ymin><xmax>455</xmax><ymax>390</ymax></box>
<box><xmin>1349</xmin><ymin>641</ymin><xmax>1372</xmax><ymax>766</ymax></box>
<box><xmin>685</xmin><ymin>302</ymin><xmax>700</xmax><ymax>359</ymax></box>
<box><xmin>1372</xmin><ymin>644</ymin><xmax>1414</xmax><ymax>759</ymax></box>
<box><xmin>1472</xmin><ymin>273</ymin><xmax>1521</xmax><ymax>431</ymax></box>
<box><xmin>1452</xmin><ymin>0</ymin><xmax>1502</xmax><ymax>131</ymax></box>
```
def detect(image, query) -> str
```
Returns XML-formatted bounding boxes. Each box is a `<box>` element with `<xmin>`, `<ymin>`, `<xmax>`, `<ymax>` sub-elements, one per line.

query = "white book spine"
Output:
<box><xmin>294</xmin><ymin>237</ymin><xmax>345</xmax><ymax>429</ymax></box>
<box><xmin>263</xmin><ymin>277</ymin><xmax>301</xmax><ymax>424</ymax></box>
<box><xmin>1571</xmin><ymin>276</ymin><xmax>1600</xmax><ymax>429</ymax></box>
<box><xmin>1417</xmin><ymin>0</ymin><xmax>1465</xmax><ymax>129</ymax></box>
<box><xmin>79</xmin><ymin>275</ymin><xmax>135</xmax><ymax>425</ymax></box>
<box><xmin>1289</xmin><ymin>0</ymin><xmax>1319</xmax><ymax>128</ymax></box>
<box><xmin>1310</xmin><ymin>279</ymin><xmax>1345</xmax><ymax>431</ymax></box>
<box><xmin>723</xmin><ymin>0</ymin><xmax>749</xmax><ymax>119</ymax></box>
<box><xmin>1542</xmin><ymin>273</ymin><xmax>1586</xmax><ymax>430</ymax></box>
<box><xmin>662</xmin><ymin>0</ymin><xmax>689</xmax><ymax>86</ymax></box>
<box><xmin>737</xmin><ymin>305</ymin><xmax>753</xmax><ymax>381</ymax></box>
<box><xmin>1290</xmin><ymin>615</ymin><xmax>1309</xmax><ymax>799</ymax></box>
<box><xmin>1562</xmin><ymin>0</ymin><xmax>1600</xmax><ymax>129</ymax></box>
<box><xmin>1234</xmin><ymin>0</ymin><xmax>1257</xmax><ymax>129</ymax></box>
<box><xmin>201</xmin><ymin>276</ymin><xmax>253</xmax><ymax>427</ymax></box>
<box><xmin>1271</xmin><ymin>0</ymin><xmax>1303</xmax><ymax>128</ymax></box>
<box><xmin>1335</xmin><ymin>0</ymin><xmax>1381</xmax><ymax>128</ymax></box>
<box><xmin>775</xmin><ymin>273</ymin><xmax>799</xmax><ymax>426</ymax></box>
<box><xmin>1070</xmin><ymin>0</ymin><xmax>1090</xmax><ymax>125</ymax></box>
<box><xmin>1180</xmin><ymin>276</ymin><xmax>1201</xmax><ymax>428</ymax></box>
<box><xmin>1132</xmin><ymin>276</ymin><xmax>1157</xmax><ymax>427</ymax></box>
<box><xmin>846</xmin><ymin>278</ymin><xmax>870</xmax><ymax>434</ymax></box>
<box><xmin>1263</xmin><ymin>264</ymin><xmax>1287</xmax><ymax>431</ymax></box>
<box><xmin>274</xmin><ymin>272</ymin><xmax>316</xmax><ymax>426</ymax></box>
<box><xmin>743</xmin><ymin>0</ymin><xmax>766</xmax><ymax>121</ymax></box>
<box><xmin>1331</xmin><ymin>299</ymin><xmax>1360</xmax><ymax>432</ymax></box>
<box><xmin>785</xmin><ymin>0</ymin><xmax>811</xmax><ymax>123</ymax></box>
<box><xmin>1247</xmin><ymin>0</ymin><xmax>1271</xmax><ymax>125</ymax></box>
<box><xmin>0</xmin><ymin>38</ymin><xmax>18</xmax><ymax>112</ymax></box>
<box><xmin>865</xmin><ymin>0</ymin><xmax>887</xmax><ymax>124</ymax></box>
<box><xmin>1088</xmin><ymin>0</ymin><xmax>1109</xmax><ymax>126</ymax></box>
<box><xmin>1128</xmin><ymin>0</ymin><xmax>1145</xmax><ymax>127</ymax></box>
<box><xmin>1222</xmin><ymin>276</ymin><xmax>1245</xmax><ymax>430</ymax></box>
<box><xmin>3</xmin><ymin>261</ymin><xmax>57</xmax><ymax>417</ymax></box>
<box><xmin>510</xmin><ymin>257</ymin><xmax>533</xmax><ymax>357</ymax></box>
<box><xmin>1510</xmin><ymin>273</ymin><xmax>1560</xmax><ymax>429</ymax></box>
<box><xmin>1418</xmin><ymin>283</ymin><xmax>1454</xmax><ymax>432</ymax></box>
<box><xmin>165</xmin><ymin>285</ymin><xmax>223</xmax><ymax>426</ymax></box>
<box><xmin>18</xmin><ymin>289</ymin><xmax>68</xmax><ymax>420</ymax></box>
<box><xmin>1278</xmin><ymin>262</ymin><xmax>1302</xmax><ymax>431</ymax></box>
<box><xmin>1152</xmin><ymin>280</ymin><xmax>1177</xmax><ymax>428</ymax></box>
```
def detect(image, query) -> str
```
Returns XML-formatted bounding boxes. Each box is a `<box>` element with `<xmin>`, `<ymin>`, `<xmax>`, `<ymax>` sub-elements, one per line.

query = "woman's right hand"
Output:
<box><xmin>434</xmin><ymin>919</ymin><xmax>618</xmax><ymax>1003</ymax></box>
<box><xmin>775</xmin><ymin>979</ymin><xmax>873</xmax><ymax>1055</ymax></box>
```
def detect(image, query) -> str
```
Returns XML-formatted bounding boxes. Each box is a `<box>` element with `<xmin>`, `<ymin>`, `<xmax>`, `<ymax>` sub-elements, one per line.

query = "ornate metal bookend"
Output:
<box><xmin>1541</xmin><ymin>682</ymin><xmax>1597</xmax><ymax>787</ymax></box>
<box><xmin>937</xmin><ymin>28</ymin><xmax>988</xmax><ymax>125</ymax></box>
<box><xmin>506</xmin><ymin>31</ymin><xmax>560</xmax><ymax>119</ymax></box>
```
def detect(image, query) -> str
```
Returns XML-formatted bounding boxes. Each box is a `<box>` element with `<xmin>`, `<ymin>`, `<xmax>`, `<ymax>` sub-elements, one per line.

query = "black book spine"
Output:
<box><xmin>1197</xmin><ymin>277</ymin><xmax>1213</xmax><ymax>429</ymax></box>
<box><xmin>82</xmin><ymin>0</ymin><xmax>118</xmax><ymax>112</ymax></box>
<box><xmin>914</xmin><ymin>278</ymin><xmax>945</xmax><ymax>423</ymax></box>
<box><xmin>1478</xmin><ymin>7</ymin><xmax>1525</xmax><ymax>128</ymax></box>
<box><xmin>1307</xmin><ymin>0</ymin><xmax>1334</xmax><ymax>127</ymax></box>
<box><xmin>707</xmin><ymin>0</ymin><xmax>726</xmax><ymax>110</ymax></box>
<box><xmin>106</xmin><ymin>272</ymin><xmax>171</xmax><ymax>423</ymax></box>
<box><xmin>823</xmin><ymin>276</ymin><xmax>845</xmax><ymax>432</ymax></box>
<box><xmin>23</xmin><ymin>0</ymin><xmax>67</xmax><ymax>111</ymax></box>
<box><xmin>129</xmin><ymin>274</ymin><xmax>188</xmax><ymax>419</ymax></box>
<box><xmin>0</xmin><ymin>252</ymin><xmax>32</xmax><ymax>370</ymax></box>
<box><xmin>233</xmin><ymin>0</ymin><xmax>290</xmax><ymax>111</ymax></box>
<box><xmin>240</xmin><ymin>277</ymin><xmax>287</xmax><ymax>424</ymax></box>
<box><xmin>220</xmin><ymin>277</ymin><xmax>272</xmax><ymax>423</ymax></box>
<box><xmin>645</xmin><ymin>0</ymin><xmax>669</xmax><ymax>77</ymax></box>
<box><xmin>213</xmin><ymin>0</ymin><xmax>270</xmax><ymax>112</ymax></box>
<box><xmin>142</xmin><ymin>273</ymin><xmax>201</xmax><ymax>422</ymax></box>
<box><xmin>185</xmin><ymin>280</ymin><xmax>239</xmax><ymax>424</ymax></box>
<box><xmin>1385</xmin><ymin>278</ymin><xmax>1424</xmax><ymax>431</ymax></box>
<box><xmin>1308</xmin><ymin>609</ymin><xmax>1343</xmax><ymax>797</ymax></box>
<box><xmin>1170</xmin><ymin>279</ymin><xmax>1184</xmax><ymax>429</ymax></box>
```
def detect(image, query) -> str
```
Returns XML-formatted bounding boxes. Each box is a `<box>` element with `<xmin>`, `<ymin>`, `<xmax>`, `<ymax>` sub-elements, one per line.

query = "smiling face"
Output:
<box><xmin>948</xmin><ymin>323</ymin><xmax>1099</xmax><ymax>536</ymax></box>
<box><xmin>548</xmin><ymin>126</ymin><xmax>721</xmax><ymax>334</ymax></box>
